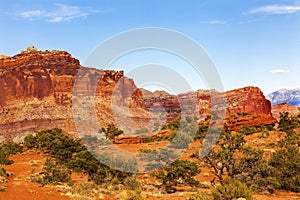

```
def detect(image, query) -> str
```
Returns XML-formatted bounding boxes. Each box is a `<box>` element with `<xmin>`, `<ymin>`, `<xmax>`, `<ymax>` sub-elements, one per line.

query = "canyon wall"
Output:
<box><xmin>0</xmin><ymin>47</ymin><xmax>277</xmax><ymax>141</ymax></box>
<box><xmin>0</xmin><ymin>48</ymin><xmax>148</xmax><ymax>140</ymax></box>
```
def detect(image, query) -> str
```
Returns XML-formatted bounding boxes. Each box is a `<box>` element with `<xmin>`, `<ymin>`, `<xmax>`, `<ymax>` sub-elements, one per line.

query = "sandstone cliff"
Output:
<box><xmin>0</xmin><ymin>48</ymin><xmax>148</xmax><ymax>140</ymax></box>
<box><xmin>143</xmin><ymin>86</ymin><xmax>277</xmax><ymax>130</ymax></box>
<box><xmin>0</xmin><ymin>48</ymin><xmax>277</xmax><ymax>141</ymax></box>
<box><xmin>271</xmin><ymin>103</ymin><xmax>300</xmax><ymax>120</ymax></box>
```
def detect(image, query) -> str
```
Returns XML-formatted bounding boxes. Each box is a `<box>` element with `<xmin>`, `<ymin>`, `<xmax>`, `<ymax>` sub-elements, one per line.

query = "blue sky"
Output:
<box><xmin>1</xmin><ymin>0</ymin><xmax>300</xmax><ymax>94</ymax></box>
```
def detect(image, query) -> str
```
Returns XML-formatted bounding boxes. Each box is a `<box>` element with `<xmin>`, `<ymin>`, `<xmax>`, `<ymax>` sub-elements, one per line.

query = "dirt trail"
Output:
<box><xmin>1</xmin><ymin>152</ymin><xmax>71</xmax><ymax>200</ymax></box>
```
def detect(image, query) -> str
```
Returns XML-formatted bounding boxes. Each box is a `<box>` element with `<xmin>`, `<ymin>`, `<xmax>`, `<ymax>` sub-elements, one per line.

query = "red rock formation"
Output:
<box><xmin>0</xmin><ymin>47</ymin><xmax>277</xmax><ymax>141</ymax></box>
<box><xmin>143</xmin><ymin>86</ymin><xmax>277</xmax><ymax>129</ymax></box>
<box><xmin>0</xmin><ymin>48</ymin><xmax>148</xmax><ymax>140</ymax></box>
<box><xmin>271</xmin><ymin>103</ymin><xmax>300</xmax><ymax>120</ymax></box>
<box><xmin>225</xmin><ymin>87</ymin><xmax>272</xmax><ymax>117</ymax></box>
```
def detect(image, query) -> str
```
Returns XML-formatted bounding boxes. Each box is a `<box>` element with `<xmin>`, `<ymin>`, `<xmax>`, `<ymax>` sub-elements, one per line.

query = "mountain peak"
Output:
<box><xmin>267</xmin><ymin>88</ymin><xmax>300</xmax><ymax>106</ymax></box>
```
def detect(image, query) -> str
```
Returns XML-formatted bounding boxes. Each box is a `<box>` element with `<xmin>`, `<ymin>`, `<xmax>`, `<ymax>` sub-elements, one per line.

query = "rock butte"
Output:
<box><xmin>271</xmin><ymin>102</ymin><xmax>300</xmax><ymax>120</ymax></box>
<box><xmin>0</xmin><ymin>48</ymin><xmax>277</xmax><ymax>141</ymax></box>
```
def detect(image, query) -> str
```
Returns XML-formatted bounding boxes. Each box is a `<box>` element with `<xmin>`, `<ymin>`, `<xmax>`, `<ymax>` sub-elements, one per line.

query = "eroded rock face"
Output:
<box><xmin>225</xmin><ymin>87</ymin><xmax>272</xmax><ymax>117</ymax></box>
<box><xmin>0</xmin><ymin>49</ymin><xmax>148</xmax><ymax>140</ymax></box>
<box><xmin>143</xmin><ymin>86</ymin><xmax>277</xmax><ymax>129</ymax></box>
<box><xmin>0</xmin><ymin>48</ymin><xmax>277</xmax><ymax>141</ymax></box>
<box><xmin>271</xmin><ymin>103</ymin><xmax>300</xmax><ymax>120</ymax></box>
<box><xmin>224</xmin><ymin>87</ymin><xmax>277</xmax><ymax>130</ymax></box>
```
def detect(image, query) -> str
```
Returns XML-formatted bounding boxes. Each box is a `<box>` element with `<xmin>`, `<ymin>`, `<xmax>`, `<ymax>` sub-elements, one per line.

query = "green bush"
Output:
<box><xmin>0</xmin><ymin>168</ymin><xmax>6</xmax><ymax>177</ymax></box>
<box><xmin>162</xmin><ymin>118</ymin><xmax>180</xmax><ymax>131</ymax></box>
<box><xmin>204</xmin><ymin>131</ymin><xmax>275</xmax><ymax>192</ymax></box>
<box><xmin>100</xmin><ymin>124</ymin><xmax>123</xmax><ymax>140</ymax></box>
<box><xmin>153</xmin><ymin>160</ymin><xmax>200</xmax><ymax>189</ymax></box>
<box><xmin>1</xmin><ymin>141</ymin><xmax>22</xmax><ymax>154</ymax></box>
<box><xmin>211</xmin><ymin>177</ymin><xmax>253</xmax><ymax>200</ymax></box>
<box><xmin>0</xmin><ymin>141</ymin><xmax>22</xmax><ymax>165</ymax></box>
<box><xmin>187</xmin><ymin>191</ymin><xmax>212</xmax><ymax>200</ymax></box>
<box><xmin>278</xmin><ymin>112</ymin><xmax>299</xmax><ymax>133</ymax></box>
<box><xmin>120</xmin><ymin>190</ymin><xmax>144</xmax><ymax>200</ymax></box>
<box><xmin>42</xmin><ymin>158</ymin><xmax>71</xmax><ymax>185</ymax></box>
<box><xmin>170</xmin><ymin>131</ymin><xmax>193</xmax><ymax>149</ymax></box>
<box><xmin>0</xmin><ymin>149</ymin><xmax>12</xmax><ymax>165</ymax></box>
<box><xmin>24</xmin><ymin>134</ymin><xmax>37</xmax><ymax>149</ymax></box>
<box><xmin>71</xmin><ymin>182</ymin><xmax>96</xmax><ymax>198</ymax></box>
<box><xmin>238</xmin><ymin>125</ymin><xmax>256</xmax><ymax>135</ymax></box>
<box><xmin>237</xmin><ymin>112</ymin><xmax>250</xmax><ymax>116</ymax></box>
<box><xmin>232</xmin><ymin>147</ymin><xmax>276</xmax><ymax>192</ymax></box>
<box><xmin>135</xmin><ymin>127</ymin><xmax>148</xmax><ymax>135</ymax></box>
<box><xmin>195</xmin><ymin>125</ymin><xmax>209</xmax><ymax>140</ymax></box>
<box><xmin>269</xmin><ymin>145</ymin><xmax>300</xmax><ymax>192</ymax></box>
<box><xmin>259</xmin><ymin>125</ymin><xmax>275</xmax><ymax>132</ymax></box>
<box><xmin>143</xmin><ymin>148</ymin><xmax>179</xmax><ymax>171</ymax></box>
<box><xmin>24</xmin><ymin>129</ymin><xmax>135</xmax><ymax>186</ymax></box>
<box><xmin>124</xmin><ymin>175</ymin><xmax>141</xmax><ymax>191</ymax></box>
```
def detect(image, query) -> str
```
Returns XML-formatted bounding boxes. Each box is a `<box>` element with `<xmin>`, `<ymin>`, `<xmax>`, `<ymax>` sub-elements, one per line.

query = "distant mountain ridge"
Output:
<box><xmin>267</xmin><ymin>88</ymin><xmax>300</xmax><ymax>106</ymax></box>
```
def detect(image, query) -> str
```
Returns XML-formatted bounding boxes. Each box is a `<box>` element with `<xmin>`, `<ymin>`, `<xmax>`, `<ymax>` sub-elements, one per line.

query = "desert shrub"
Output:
<box><xmin>237</xmin><ymin>112</ymin><xmax>250</xmax><ymax>116</ymax></box>
<box><xmin>204</xmin><ymin>115</ymin><xmax>212</xmax><ymax>121</ymax></box>
<box><xmin>25</xmin><ymin>129</ymin><xmax>134</xmax><ymax>186</ymax></box>
<box><xmin>170</xmin><ymin>131</ymin><xmax>193</xmax><ymax>149</ymax></box>
<box><xmin>1</xmin><ymin>141</ymin><xmax>22</xmax><ymax>154</ymax></box>
<box><xmin>25</xmin><ymin>129</ymin><xmax>84</xmax><ymax>163</ymax></box>
<box><xmin>80</xmin><ymin>135</ymin><xmax>111</xmax><ymax>146</ymax></box>
<box><xmin>238</xmin><ymin>125</ymin><xmax>256</xmax><ymax>135</ymax></box>
<box><xmin>204</xmin><ymin>131</ymin><xmax>275</xmax><ymax>191</ymax></box>
<box><xmin>143</xmin><ymin>148</ymin><xmax>179</xmax><ymax>171</ymax></box>
<box><xmin>152</xmin><ymin>122</ymin><xmax>162</xmax><ymax>132</ymax></box>
<box><xmin>124</xmin><ymin>175</ymin><xmax>141</xmax><ymax>191</ymax></box>
<box><xmin>141</xmin><ymin>137</ymin><xmax>153</xmax><ymax>143</ymax></box>
<box><xmin>266</xmin><ymin>141</ymin><xmax>277</xmax><ymax>147</ymax></box>
<box><xmin>187</xmin><ymin>191</ymin><xmax>212</xmax><ymax>200</ymax></box>
<box><xmin>162</xmin><ymin>118</ymin><xmax>181</xmax><ymax>131</ymax></box>
<box><xmin>195</xmin><ymin>125</ymin><xmax>209</xmax><ymax>140</ymax></box>
<box><xmin>42</xmin><ymin>158</ymin><xmax>71</xmax><ymax>185</ymax></box>
<box><xmin>67</xmin><ymin>149</ymin><xmax>99</xmax><ymax>174</ymax></box>
<box><xmin>71</xmin><ymin>182</ymin><xmax>96</xmax><ymax>198</ymax></box>
<box><xmin>211</xmin><ymin>177</ymin><xmax>253</xmax><ymax>200</ymax></box>
<box><xmin>0</xmin><ymin>184</ymin><xmax>6</xmax><ymax>192</ymax></box>
<box><xmin>269</xmin><ymin>145</ymin><xmax>300</xmax><ymax>192</ymax></box>
<box><xmin>232</xmin><ymin>147</ymin><xmax>275</xmax><ymax>191</ymax></box>
<box><xmin>24</xmin><ymin>134</ymin><xmax>37</xmax><ymax>149</ymax></box>
<box><xmin>0</xmin><ymin>141</ymin><xmax>22</xmax><ymax>165</ymax></box>
<box><xmin>259</xmin><ymin>125</ymin><xmax>275</xmax><ymax>132</ymax></box>
<box><xmin>0</xmin><ymin>168</ymin><xmax>6</xmax><ymax>177</ymax></box>
<box><xmin>204</xmin><ymin>131</ymin><xmax>245</xmax><ymax>182</ymax></box>
<box><xmin>120</xmin><ymin>190</ymin><xmax>144</xmax><ymax>200</ymax></box>
<box><xmin>100</xmin><ymin>123</ymin><xmax>123</xmax><ymax>140</ymax></box>
<box><xmin>152</xmin><ymin>160</ymin><xmax>200</xmax><ymax>189</ymax></box>
<box><xmin>0</xmin><ymin>149</ymin><xmax>12</xmax><ymax>165</ymax></box>
<box><xmin>135</xmin><ymin>127</ymin><xmax>148</xmax><ymax>135</ymax></box>
<box><xmin>257</xmin><ymin>131</ymin><xmax>270</xmax><ymax>139</ymax></box>
<box><xmin>278</xmin><ymin>112</ymin><xmax>299</xmax><ymax>133</ymax></box>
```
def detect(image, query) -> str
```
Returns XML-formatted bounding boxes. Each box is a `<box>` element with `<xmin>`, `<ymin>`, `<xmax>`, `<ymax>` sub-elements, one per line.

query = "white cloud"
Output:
<box><xmin>18</xmin><ymin>3</ymin><xmax>96</xmax><ymax>22</ymax></box>
<box><xmin>270</xmin><ymin>69</ymin><xmax>290</xmax><ymax>74</ymax></box>
<box><xmin>19</xmin><ymin>10</ymin><xmax>45</xmax><ymax>18</ymax></box>
<box><xmin>205</xmin><ymin>20</ymin><xmax>228</xmax><ymax>25</ymax></box>
<box><xmin>245</xmin><ymin>5</ymin><xmax>300</xmax><ymax>15</ymax></box>
<box><xmin>201</xmin><ymin>20</ymin><xmax>228</xmax><ymax>25</ymax></box>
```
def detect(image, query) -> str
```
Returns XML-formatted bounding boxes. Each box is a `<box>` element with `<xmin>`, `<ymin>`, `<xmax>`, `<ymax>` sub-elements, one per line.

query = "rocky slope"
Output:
<box><xmin>0</xmin><ymin>47</ymin><xmax>149</xmax><ymax>140</ymax></box>
<box><xmin>267</xmin><ymin>88</ymin><xmax>300</xmax><ymax>106</ymax></box>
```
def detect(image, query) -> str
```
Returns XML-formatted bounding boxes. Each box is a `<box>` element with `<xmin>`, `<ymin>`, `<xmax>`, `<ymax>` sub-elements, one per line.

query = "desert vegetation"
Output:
<box><xmin>1</xmin><ymin>112</ymin><xmax>300</xmax><ymax>199</ymax></box>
